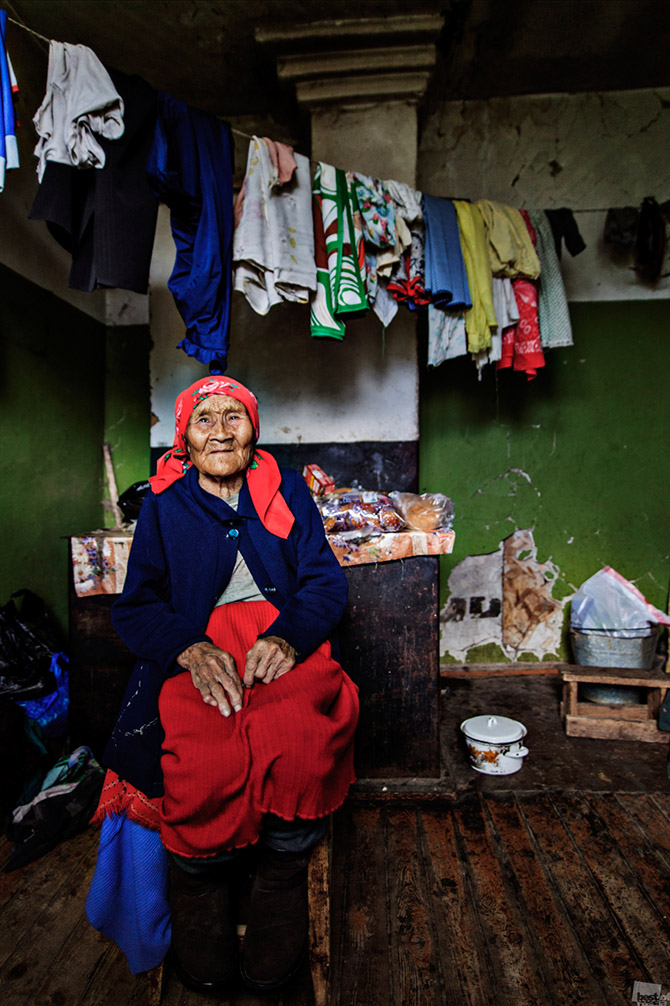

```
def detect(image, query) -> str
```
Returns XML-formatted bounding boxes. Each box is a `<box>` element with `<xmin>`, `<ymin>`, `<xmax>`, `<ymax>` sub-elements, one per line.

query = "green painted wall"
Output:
<box><xmin>0</xmin><ymin>264</ymin><xmax>150</xmax><ymax>635</ymax></box>
<box><xmin>419</xmin><ymin>300</ymin><xmax>670</xmax><ymax>661</ymax></box>
<box><xmin>104</xmin><ymin>324</ymin><xmax>152</xmax><ymax>509</ymax></box>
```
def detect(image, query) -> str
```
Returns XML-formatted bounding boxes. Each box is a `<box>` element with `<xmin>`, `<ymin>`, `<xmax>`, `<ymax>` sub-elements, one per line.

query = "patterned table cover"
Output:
<box><xmin>71</xmin><ymin>527</ymin><xmax>455</xmax><ymax>597</ymax></box>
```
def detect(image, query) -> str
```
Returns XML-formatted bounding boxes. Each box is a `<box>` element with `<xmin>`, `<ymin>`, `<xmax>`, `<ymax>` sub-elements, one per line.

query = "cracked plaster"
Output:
<box><xmin>440</xmin><ymin>528</ymin><xmax>571</xmax><ymax>663</ymax></box>
<box><xmin>420</xmin><ymin>87</ymin><xmax>670</xmax><ymax>303</ymax></box>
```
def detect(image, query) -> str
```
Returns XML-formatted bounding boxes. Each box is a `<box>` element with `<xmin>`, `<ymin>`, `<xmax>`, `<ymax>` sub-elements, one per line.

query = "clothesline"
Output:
<box><xmin>225</xmin><ymin>125</ymin><xmax>628</xmax><ymax>214</ymax></box>
<box><xmin>6</xmin><ymin>11</ymin><xmax>50</xmax><ymax>48</ymax></box>
<box><xmin>1</xmin><ymin>13</ymin><xmax>657</xmax><ymax>216</ymax></box>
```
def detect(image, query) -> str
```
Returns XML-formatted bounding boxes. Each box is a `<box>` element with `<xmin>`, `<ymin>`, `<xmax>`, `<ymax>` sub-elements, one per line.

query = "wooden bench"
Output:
<box><xmin>561</xmin><ymin>663</ymin><xmax>670</xmax><ymax>743</ymax></box>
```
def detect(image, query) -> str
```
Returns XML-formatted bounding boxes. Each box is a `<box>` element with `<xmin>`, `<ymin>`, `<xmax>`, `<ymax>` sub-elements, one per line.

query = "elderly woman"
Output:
<box><xmin>88</xmin><ymin>376</ymin><xmax>359</xmax><ymax>995</ymax></box>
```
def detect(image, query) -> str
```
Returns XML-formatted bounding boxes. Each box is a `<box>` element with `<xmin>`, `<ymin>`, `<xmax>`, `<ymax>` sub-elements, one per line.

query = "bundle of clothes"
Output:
<box><xmin>8</xmin><ymin>27</ymin><xmax>596</xmax><ymax>380</ymax></box>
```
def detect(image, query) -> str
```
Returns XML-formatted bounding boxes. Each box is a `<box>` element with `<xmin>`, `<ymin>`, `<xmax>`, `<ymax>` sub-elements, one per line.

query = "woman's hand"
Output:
<box><xmin>177</xmin><ymin>641</ymin><xmax>244</xmax><ymax>717</ymax></box>
<box><xmin>243</xmin><ymin>636</ymin><xmax>296</xmax><ymax>687</ymax></box>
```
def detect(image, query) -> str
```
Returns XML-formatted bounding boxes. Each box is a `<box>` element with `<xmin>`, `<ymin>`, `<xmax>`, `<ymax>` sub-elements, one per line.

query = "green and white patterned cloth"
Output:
<box><xmin>310</xmin><ymin>162</ymin><xmax>368</xmax><ymax>340</ymax></box>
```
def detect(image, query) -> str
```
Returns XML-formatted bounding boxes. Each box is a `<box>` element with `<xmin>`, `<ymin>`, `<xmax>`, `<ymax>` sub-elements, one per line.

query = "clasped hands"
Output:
<box><xmin>177</xmin><ymin>636</ymin><xmax>297</xmax><ymax>716</ymax></box>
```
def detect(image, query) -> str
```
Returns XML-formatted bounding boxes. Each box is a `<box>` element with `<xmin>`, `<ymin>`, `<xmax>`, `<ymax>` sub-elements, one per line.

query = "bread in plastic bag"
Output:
<box><xmin>317</xmin><ymin>490</ymin><xmax>405</xmax><ymax>535</ymax></box>
<box><xmin>388</xmin><ymin>491</ymin><xmax>454</xmax><ymax>531</ymax></box>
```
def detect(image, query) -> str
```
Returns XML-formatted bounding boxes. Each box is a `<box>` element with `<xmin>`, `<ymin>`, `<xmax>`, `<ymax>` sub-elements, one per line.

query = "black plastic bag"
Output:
<box><xmin>117</xmin><ymin>480</ymin><xmax>151</xmax><ymax>521</ymax></box>
<box><xmin>0</xmin><ymin>697</ymin><xmax>46</xmax><ymax>826</ymax></box>
<box><xmin>3</xmin><ymin>746</ymin><xmax>104</xmax><ymax>872</ymax></box>
<box><xmin>0</xmin><ymin>590</ymin><xmax>59</xmax><ymax>699</ymax></box>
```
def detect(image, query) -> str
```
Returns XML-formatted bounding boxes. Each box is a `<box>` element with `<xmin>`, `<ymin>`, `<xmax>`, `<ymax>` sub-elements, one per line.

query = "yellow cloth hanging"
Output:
<box><xmin>476</xmin><ymin>199</ymin><xmax>542</xmax><ymax>279</ymax></box>
<box><xmin>453</xmin><ymin>200</ymin><xmax>498</xmax><ymax>354</ymax></box>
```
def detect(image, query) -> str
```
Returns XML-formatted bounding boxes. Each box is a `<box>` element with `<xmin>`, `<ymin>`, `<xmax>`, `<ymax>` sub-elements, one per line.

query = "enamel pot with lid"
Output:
<box><xmin>460</xmin><ymin>714</ymin><xmax>529</xmax><ymax>775</ymax></box>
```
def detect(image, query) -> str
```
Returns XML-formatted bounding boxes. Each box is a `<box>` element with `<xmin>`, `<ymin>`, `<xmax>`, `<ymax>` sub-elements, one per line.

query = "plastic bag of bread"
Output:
<box><xmin>317</xmin><ymin>490</ymin><xmax>406</xmax><ymax>535</ymax></box>
<box><xmin>388</xmin><ymin>491</ymin><xmax>454</xmax><ymax>531</ymax></box>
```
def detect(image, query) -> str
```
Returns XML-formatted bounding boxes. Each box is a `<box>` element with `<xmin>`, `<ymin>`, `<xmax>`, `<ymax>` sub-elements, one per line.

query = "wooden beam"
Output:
<box><xmin>441</xmin><ymin>661</ymin><xmax>563</xmax><ymax>679</ymax></box>
<box><xmin>562</xmin><ymin>665</ymin><xmax>670</xmax><ymax>687</ymax></box>
<box><xmin>565</xmin><ymin>715</ymin><xmax>670</xmax><ymax>744</ymax></box>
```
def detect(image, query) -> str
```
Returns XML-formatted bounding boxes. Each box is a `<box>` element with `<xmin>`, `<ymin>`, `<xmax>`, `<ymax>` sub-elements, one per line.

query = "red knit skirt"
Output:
<box><xmin>158</xmin><ymin>600</ymin><xmax>359</xmax><ymax>858</ymax></box>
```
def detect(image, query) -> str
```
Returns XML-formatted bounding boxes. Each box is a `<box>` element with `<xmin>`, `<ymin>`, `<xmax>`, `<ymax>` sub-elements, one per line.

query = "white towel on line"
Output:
<box><xmin>233</xmin><ymin>137</ymin><xmax>316</xmax><ymax>316</ymax></box>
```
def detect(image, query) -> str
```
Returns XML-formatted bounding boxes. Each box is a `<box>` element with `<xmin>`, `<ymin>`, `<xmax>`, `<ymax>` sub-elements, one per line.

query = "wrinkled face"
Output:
<box><xmin>185</xmin><ymin>395</ymin><xmax>255</xmax><ymax>480</ymax></box>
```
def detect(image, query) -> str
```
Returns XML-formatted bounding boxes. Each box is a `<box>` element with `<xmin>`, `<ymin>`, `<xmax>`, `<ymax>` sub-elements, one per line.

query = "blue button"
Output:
<box><xmin>227</xmin><ymin>527</ymin><xmax>240</xmax><ymax>539</ymax></box>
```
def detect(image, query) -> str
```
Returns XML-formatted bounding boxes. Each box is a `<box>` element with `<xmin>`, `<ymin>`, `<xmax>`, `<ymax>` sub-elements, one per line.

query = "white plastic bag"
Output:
<box><xmin>571</xmin><ymin>566</ymin><xmax>670</xmax><ymax>636</ymax></box>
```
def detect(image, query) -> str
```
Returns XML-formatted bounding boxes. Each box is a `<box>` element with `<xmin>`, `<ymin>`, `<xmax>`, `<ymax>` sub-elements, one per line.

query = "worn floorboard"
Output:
<box><xmin>2</xmin><ymin>675</ymin><xmax>670</xmax><ymax>1004</ymax></box>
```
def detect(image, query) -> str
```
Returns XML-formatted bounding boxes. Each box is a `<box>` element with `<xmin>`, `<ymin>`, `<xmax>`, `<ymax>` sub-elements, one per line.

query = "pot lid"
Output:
<box><xmin>460</xmin><ymin>714</ymin><xmax>526</xmax><ymax>743</ymax></box>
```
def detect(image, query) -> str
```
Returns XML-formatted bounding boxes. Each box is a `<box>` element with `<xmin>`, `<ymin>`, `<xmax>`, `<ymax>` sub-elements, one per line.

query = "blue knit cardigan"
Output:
<box><xmin>104</xmin><ymin>464</ymin><xmax>348</xmax><ymax>796</ymax></box>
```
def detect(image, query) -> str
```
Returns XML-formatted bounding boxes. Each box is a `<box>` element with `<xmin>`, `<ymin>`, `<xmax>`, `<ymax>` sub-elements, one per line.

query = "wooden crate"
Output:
<box><xmin>561</xmin><ymin>664</ymin><xmax>670</xmax><ymax>743</ymax></box>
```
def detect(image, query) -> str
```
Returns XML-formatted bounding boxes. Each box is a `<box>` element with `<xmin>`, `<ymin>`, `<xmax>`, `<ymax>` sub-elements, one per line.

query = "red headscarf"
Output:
<box><xmin>149</xmin><ymin>377</ymin><xmax>294</xmax><ymax>539</ymax></box>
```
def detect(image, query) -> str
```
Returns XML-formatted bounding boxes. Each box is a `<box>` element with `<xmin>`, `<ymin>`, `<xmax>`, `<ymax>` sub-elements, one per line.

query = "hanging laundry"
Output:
<box><xmin>33</xmin><ymin>41</ymin><xmax>124</xmax><ymax>183</ymax></box>
<box><xmin>385</xmin><ymin>179</ymin><xmax>423</xmax><ymax>225</ymax></box>
<box><xmin>233</xmin><ymin>135</ymin><xmax>297</xmax><ymax>225</ymax></box>
<box><xmin>544</xmin><ymin>207</ymin><xmax>586</xmax><ymax>260</ymax></box>
<box><xmin>30</xmin><ymin>68</ymin><xmax>158</xmax><ymax>294</ymax></box>
<box><xmin>310</xmin><ymin>162</ymin><xmax>367</xmax><ymax>340</ymax></box>
<box><xmin>658</xmin><ymin>200</ymin><xmax>670</xmax><ymax>280</ymax></box>
<box><xmin>350</xmin><ymin>172</ymin><xmax>396</xmax><ymax>249</ymax></box>
<box><xmin>528</xmin><ymin>209</ymin><xmax>573</xmax><ymax>350</ymax></box>
<box><xmin>603</xmin><ymin>206</ymin><xmax>639</xmax><ymax>249</ymax></box>
<box><xmin>491</xmin><ymin>277</ymin><xmax>519</xmax><ymax>335</ymax></box>
<box><xmin>422</xmin><ymin>194</ymin><xmax>471</xmax><ymax>310</ymax></box>
<box><xmin>372</xmin><ymin>281</ymin><xmax>399</xmax><ymax>328</ymax></box>
<box><xmin>377</xmin><ymin>179</ymin><xmax>421</xmax><ymax>289</ymax></box>
<box><xmin>349</xmin><ymin>172</ymin><xmax>397</xmax><ymax>321</ymax></box>
<box><xmin>386</xmin><ymin>221</ymin><xmax>431</xmax><ymax>309</ymax></box>
<box><xmin>262</xmin><ymin>136</ymin><xmax>298</xmax><ymax>188</ymax></box>
<box><xmin>428</xmin><ymin>307</ymin><xmax>467</xmax><ymax>366</ymax></box>
<box><xmin>476</xmin><ymin>199</ymin><xmax>541</xmax><ymax>279</ymax></box>
<box><xmin>452</xmin><ymin>200</ymin><xmax>497</xmax><ymax>354</ymax></box>
<box><xmin>146</xmin><ymin>93</ymin><xmax>234</xmax><ymax>372</ymax></box>
<box><xmin>233</xmin><ymin>137</ymin><xmax>315</xmax><ymax>315</ymax></box>
<box><xmin>473</xmin><ymin>277</ymin><xmax>520</xmax><ymax>372</ymax></box>
<box><xmin>0</xmin><ymin>10</ymin><xmax>19</xmax><ymax>192</ymax></box>
<box><xmin>375</xmin><ymin>215</ymin><xmax>411</xmax><ymax>279</ymax></box>
<box><xmin>634</xmin><ymin>195</ymin><xmax>666</xmax><ymax>283</ymax></box>
<box><xmin>498</xmin><ymin>210</ymin><xmax>544</xmax><ymax>380</ymax></box>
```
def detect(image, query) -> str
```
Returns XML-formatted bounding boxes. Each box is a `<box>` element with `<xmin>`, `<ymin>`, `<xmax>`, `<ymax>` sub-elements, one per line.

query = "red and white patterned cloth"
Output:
<box><xmin>497</xmin><ymin>210</ymin><xmax>546</xmax><ymax>380</ymax></box>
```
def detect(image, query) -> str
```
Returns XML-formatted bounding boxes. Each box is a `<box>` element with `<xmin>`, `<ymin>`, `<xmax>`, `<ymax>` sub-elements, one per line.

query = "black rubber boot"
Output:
<box><xmin>240</xmin><ymin>845</ymin><xmax>310</xmax><ymax>992</ymax></box>
<box><xmin>168</xmin><ymin>855</ymin><xmax>238</xmax><ymax>995</ymax></box>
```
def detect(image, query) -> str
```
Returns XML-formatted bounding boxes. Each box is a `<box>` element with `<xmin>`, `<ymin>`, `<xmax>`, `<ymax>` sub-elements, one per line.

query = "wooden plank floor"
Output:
<box><xmin>2</xmin><ymin>676</ymin><xmax>670</xmax><ymax>1005</ymax></box>
<box><xmin>332</xmin><ymin>793</ymin><xmax>670</xmax><ymax>1005</ymax></box>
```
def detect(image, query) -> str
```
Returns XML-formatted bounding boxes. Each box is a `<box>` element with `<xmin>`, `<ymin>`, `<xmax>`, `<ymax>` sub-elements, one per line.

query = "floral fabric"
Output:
<box><xmin>350</xmin><ymin>172</ymin><xmax>396</xmax><ymax>248</ymax></box>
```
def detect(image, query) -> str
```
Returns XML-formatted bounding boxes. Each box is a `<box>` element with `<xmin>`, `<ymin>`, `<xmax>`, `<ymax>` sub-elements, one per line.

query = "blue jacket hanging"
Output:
<box><xmin>146</xmin><ymin>93</ymin><xmax>234</xmax><ymax>373</ymax></box>
<box><xmin>0</xmin><ymin>10</ymin><xmax>19</xmax><ymax>192</ymax></box>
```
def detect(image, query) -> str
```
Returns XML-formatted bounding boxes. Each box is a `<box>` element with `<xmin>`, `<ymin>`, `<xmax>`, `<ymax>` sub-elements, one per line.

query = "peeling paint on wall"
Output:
<box><xmin>502</xmin><ymin>529</ymin><xmax>566</xmax><ymax>659</ymax></box>
<box><xmin>440</xmin><ymin>529</ymin><xmax>571</xmax><ymax>663</ymax></box>
<box><xmin>440</xmin><ymin>544</ymin><xmax>503</xmax><ymax>661</ymax></box>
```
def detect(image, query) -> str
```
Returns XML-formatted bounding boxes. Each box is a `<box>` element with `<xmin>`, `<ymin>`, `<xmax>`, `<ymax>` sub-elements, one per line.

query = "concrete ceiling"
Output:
<box><xmin>6</xmin><ymin>0</ymin><xmax>670</xmax><ymax>142</ymax></box>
